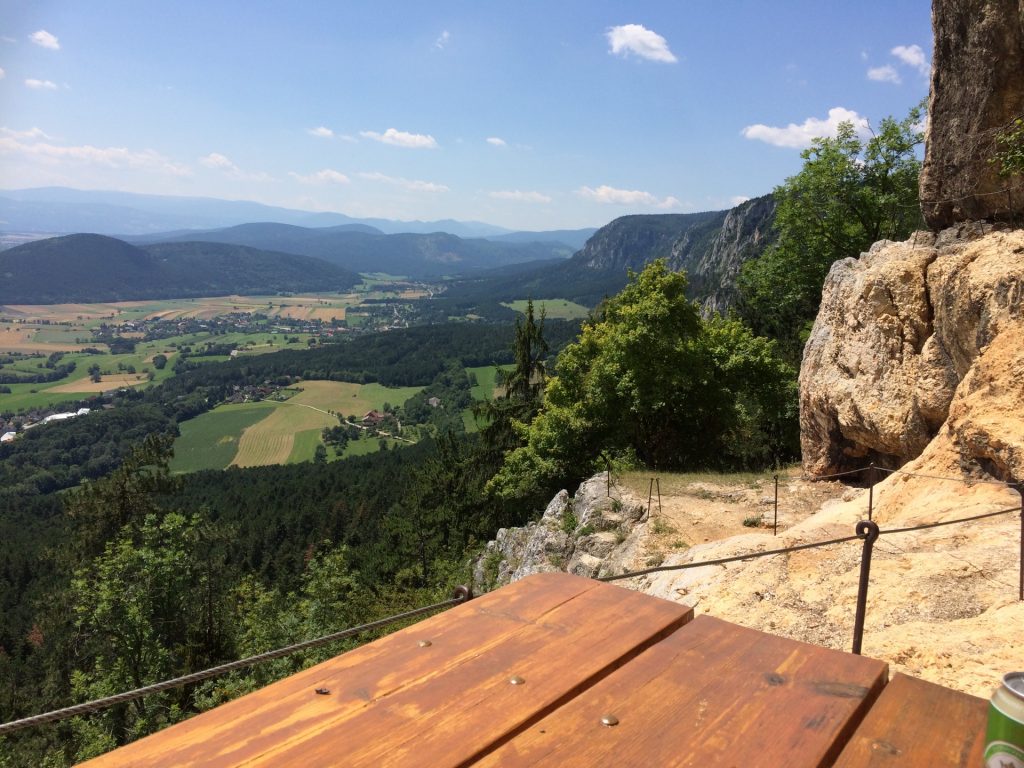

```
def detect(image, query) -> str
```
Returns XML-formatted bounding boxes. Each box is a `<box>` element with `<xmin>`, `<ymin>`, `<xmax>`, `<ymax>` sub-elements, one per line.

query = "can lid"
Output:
<box><xmin>1005</xmin><ymin>672</ymin><xmax>1024</xmax><ymax>700</ymax></box>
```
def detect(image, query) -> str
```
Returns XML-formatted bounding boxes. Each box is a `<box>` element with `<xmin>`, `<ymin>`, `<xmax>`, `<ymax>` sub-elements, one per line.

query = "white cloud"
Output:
<box><xmin>0</xmin><ymin>136</ymin><xmax>190</xmax><ymax>175</ymax></box>
<box><xmin>359</xmin><ymin>171</ymin><xmax>448</xmax><ymax>193</ymax></box>
<box><xmin>606</xmin><ymin>24</ymin><xmax>677</xmax><ymax>63</ymax></box>
<box><xmin>289</xmin><ymin>169</ymin><xmax>350</xmax><ymax>185</ymax></box>
<box><xmin>435</xmin><ymin>30</ymin><xmax>451</xmax><ymax>49</ymax></box>
<box><xmin>488</xmin><ymin>190</ymin><xmax>552</xmax><ymax>204</ymax></box>
<box><xmin>1</xmin><ymin>126</ymin><xmax>55</xmax><ymax>140</ymax></box>
<box><xmin>892</xmin><ymin>44</ymin><xmax>929</xmax><ymax>74</ymax></box>
<box><xmin>360</xmin><ymin>128</ymin><xmax>438</xmax><ymax>149</ymax></box>
<box><xmin>577</xmin><ymin>185</ymin><xmax>681</xmax><ymax>209</ymax></box>
<box><xmin>867</xmin><ymin>65</ymin><xmax>901</xmax><ymax>84</ymax></box>
<box><xmin>730</xmin><ymin>195</ymin><xmax>751</xmax><ymax>206</ymax></box>
<box><xmin>741</xmin><ymin>106</ymin><xmax>870</xmax><ymax>149</ymax></box>
<box><xmin>199</xmin><ymin>152</ymin><xmax>268</xmax><ymax>181</ymax></box>
<box><xmin>25</xmin><ymin>78</ymin><xmax>57</xmax><ymax>90</ymax></box>
<box><xmin>308</xmin><ymin>126</ymin><xmax>334</xmax><ymax>138</ymax></box>
<box><xmin>200</xmin><ymin>152</ymin><xmax>237</xmax><ymax>171</ymax></box>
<box><xmin>486</xmin><ymin>137</ymin><xmax>507</xmax><ymax>147</ymax></box>
<box><xmin>30</xmin><ymin>30</ymin><xmax>59</xmax><ymax>50</ymax></box>
<box><xmin>0</xmin><ymin>68</ymin><xmax>5</xmax><ymax>79</ymax></box>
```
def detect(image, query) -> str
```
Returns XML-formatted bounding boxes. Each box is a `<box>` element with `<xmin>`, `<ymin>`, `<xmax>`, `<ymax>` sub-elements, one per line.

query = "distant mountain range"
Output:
<box><xmin>0</xmin><ymin>234</ymin><xmax>361</xmax><ymax>304</ymax></box>
<box><xmin>0</xmin><ymin>186</ymin><xmax>776</xmax><ymax>312</ymax></box>
<box><xmin>118</xmin><ymin>223</ymin><xmax>575</xmax><ymax>279</ymax></box>
<box><xmin>0</xmin><ymin>187</ymin><xmax>596</xmax><ymax>247</ymax></box>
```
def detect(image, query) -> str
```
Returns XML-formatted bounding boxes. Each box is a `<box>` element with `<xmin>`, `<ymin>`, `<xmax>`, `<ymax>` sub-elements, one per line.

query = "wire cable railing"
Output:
<box><xmin>611</xmin><ymin>464</ymin><xmax>1023</xmax><ymax>656</ymax></box>
<box><xmin>0</xmin><ymin>586</ymin><xmax>473</xmax><ymax>737</ymax></box>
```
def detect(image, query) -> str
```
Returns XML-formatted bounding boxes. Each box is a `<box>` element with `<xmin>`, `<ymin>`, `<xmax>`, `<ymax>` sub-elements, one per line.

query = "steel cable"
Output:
<box><xmin>0</xmin><ymin>587</ymin><xmax>471</xmax><ymax>737</ymax></box>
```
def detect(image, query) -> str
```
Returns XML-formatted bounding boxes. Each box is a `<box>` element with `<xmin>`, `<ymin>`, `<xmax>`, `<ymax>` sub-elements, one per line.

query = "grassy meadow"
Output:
<box><xmin>501</xmin><ymin>298</ymin><xmax>590</xmax><ymax>320</ymax></box>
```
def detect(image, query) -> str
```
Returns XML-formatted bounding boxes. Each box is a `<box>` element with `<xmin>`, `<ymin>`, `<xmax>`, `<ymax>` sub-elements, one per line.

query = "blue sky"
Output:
<box><xmin>0</xmin><ymin>1</ymin><xmax>931</xmax><ymax>231</ymax></box>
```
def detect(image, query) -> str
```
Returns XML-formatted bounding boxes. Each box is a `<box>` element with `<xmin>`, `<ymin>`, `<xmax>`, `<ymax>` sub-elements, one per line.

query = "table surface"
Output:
<box><xmin>78</xmin><ymin>572</ymin><xmax>990</xmax><ymax>767</ymax></box>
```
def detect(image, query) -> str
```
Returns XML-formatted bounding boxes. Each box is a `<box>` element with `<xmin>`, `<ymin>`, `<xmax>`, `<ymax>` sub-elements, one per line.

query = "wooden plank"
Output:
<box><xmin>831</xmin><ymin>673</ymin><xmax>988</xmax><ymax>767</ymax></box>
<box><xmin>476</xmin><ymin>614</ymin><xmax>888</xmax><ymax>768</ymax></box>
<box><xmin>78</xmin><ymin>572</ymin><xmax>692</xmax><ymax>768</ymax></box>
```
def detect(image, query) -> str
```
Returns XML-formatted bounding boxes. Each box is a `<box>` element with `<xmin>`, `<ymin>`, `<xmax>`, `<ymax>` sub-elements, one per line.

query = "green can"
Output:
<box><xmin>985</xmin><ymin>672</ymin><xmax>1024</xmax><ymax>768</ymax></box>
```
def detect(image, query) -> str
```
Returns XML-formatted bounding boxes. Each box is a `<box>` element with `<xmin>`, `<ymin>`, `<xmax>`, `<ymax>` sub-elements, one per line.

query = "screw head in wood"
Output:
<box><xmin>508</xmin><ymin>675</ymin><xmax>525</xmax><ymax>685</ymax></box>
<box><xmin>418</xmin><ymin>640</ymin><xmax>432</xmax><ymax>647</ymax></box>
<box><xmin>600</xmin><ymin>714</ymin><xmax>619</xmax><ymax>726</ymax></box>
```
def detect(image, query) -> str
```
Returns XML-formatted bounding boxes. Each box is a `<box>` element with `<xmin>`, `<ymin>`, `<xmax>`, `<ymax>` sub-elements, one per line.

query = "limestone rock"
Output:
<box><xmin>800</xmin><ymin>224</ymin><xmax>1024</xmax><ymax>476</ymax></box>
<box><xmin>920</xmin><ymin>0</ymin><xmax>1024</xmax><ymax>229</ymax></box>
<box><xmin>471</xmin><ymin>475</ymin><xmax>647</xmax><ymax>591</ymax></box>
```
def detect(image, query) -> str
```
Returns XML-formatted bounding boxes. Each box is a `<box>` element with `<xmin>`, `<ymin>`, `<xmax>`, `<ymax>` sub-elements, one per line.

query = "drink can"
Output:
<box><xmin>985</xmin><ymin>672</ymin><xmax>1024</xmax><ymax>768</ymax></box>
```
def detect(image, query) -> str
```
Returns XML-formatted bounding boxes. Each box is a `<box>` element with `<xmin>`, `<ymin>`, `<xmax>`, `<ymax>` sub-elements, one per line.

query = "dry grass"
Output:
<box><xmin>230</xmin><ymin>403</ymin><xmax>335</xmax><ymax>467</ymax></box>
<box><xmin>47</xmin><ymin>372</ymin><xmax>148</xmax><ymax>392</ymax></box>
<box><xmin>0</xmin><ymin>325</ymin><xmax>100</xmax><ymax>353</ymax></box>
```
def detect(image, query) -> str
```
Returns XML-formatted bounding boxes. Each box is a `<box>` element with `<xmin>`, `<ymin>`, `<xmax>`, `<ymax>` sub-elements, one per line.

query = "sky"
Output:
<box><xmin>0</xmin><ymin>1</ymin><xmax>932</xmax><ymax>231</ymax></box>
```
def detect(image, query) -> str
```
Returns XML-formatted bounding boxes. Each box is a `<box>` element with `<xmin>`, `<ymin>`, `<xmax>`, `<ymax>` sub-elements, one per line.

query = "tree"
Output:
<box><xmin>992</xmin><ymin>117</ymin><xmax>1024</xmax><ymax>178</ymax></box>
<box><xmin>488</xmin><ymin>261</ymin><xmax>797</xmax><ymax>507</ymax></box>
<box><xmin>152</xmin><ymin>354</ymin><xmax>168</xmax><ymax>370</ymax></box>
<box><xmin>474</xmin><ymin>299</ymin><xmax>548</xmax><ymax>453</ymax></box>
<box><xmin>737</xmin><ymin>103</ymin><xmax>925</xmax><ymax>360</ymax></box>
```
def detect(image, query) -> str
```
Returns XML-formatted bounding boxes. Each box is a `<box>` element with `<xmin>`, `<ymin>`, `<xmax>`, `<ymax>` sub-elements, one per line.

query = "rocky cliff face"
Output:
<box><xmin>472</xmin><ymin>475</ymin><xmax>646</xmax><ymax>591</ymax></box>
<box><xmin>800</xmin><ymin>223</ymin><xmax>1024</xmax><ymax>477</ymax></box>
<box><xmin>920</xmin><ymin>0</ymin><xmax>1024</xmax><ymax>229</ymax></box>
<box><xmin>572</xmin><ymin>211</ymin><xmax>722</xmax><ymax>272</ymax></box>
<box><xmin>564</xmin><ymin>195</ymin><xmax>776</xmax><ymax>313</ymax></box>
<box><xmin>672</xmin><ymin>195</ymin><xmax>777</xmax><ymax>314</ymax></box>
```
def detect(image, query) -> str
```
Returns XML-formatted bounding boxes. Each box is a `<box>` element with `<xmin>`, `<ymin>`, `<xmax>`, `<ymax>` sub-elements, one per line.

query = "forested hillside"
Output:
<box><xmin>0</xmin><ymin>234</ymin><xmax>361</xmax><ymax>304</ymax></box>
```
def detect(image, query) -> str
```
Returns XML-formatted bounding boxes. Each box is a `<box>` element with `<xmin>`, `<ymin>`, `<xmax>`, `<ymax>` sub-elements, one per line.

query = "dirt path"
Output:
<box><xmin>617</xmin><ymin>469</ymin><xmax>860</xmax><ymax>564</ymax></box>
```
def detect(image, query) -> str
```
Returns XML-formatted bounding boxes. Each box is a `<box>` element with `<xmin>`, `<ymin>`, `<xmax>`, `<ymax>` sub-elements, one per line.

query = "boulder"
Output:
<box><xmin>800</xmin><ymin>224</ymin><xmax>1024</xmax><ymax>477</ymax></box>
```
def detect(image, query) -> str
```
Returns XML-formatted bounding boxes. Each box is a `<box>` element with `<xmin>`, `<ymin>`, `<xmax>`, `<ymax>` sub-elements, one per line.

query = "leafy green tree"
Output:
<box><xmin>738</xmin><ymin>104</ymin><xmax>925</xmax><ymax>360</ymax></box>
<box><xmin>993</xmin><ymin>117</ymin><xmax>1024</xmax><ymax>178</ymax></box>
<box><xmin>65</xmin><ymin>510</ymin><xmax>235</xmax><ymax>762</ymax></box>
<box><xmin>489</xmin><ymin>261</ymin><xmax>796</xmax><ymax>507</ymax></box>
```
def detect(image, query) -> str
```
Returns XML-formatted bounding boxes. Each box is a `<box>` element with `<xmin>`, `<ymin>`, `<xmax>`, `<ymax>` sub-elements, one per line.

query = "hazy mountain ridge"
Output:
<box><xmin>135</xmin><ymin>223</ymin><xmax>575</xmax><ymax>278</ymax></box>
<box><xmin>0</xmin><ymin>234</ymin><xmax>361</xmax><ymax>304</ymax></box>
<box><xmin>0</xmin><ymin>187</ymin><xmax>563</xmax><ymax>239</ymax></box>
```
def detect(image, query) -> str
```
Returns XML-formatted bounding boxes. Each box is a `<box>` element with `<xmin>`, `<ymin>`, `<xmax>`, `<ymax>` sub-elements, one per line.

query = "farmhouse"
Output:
<box><xmin>361</xmin><ymin>409</ymin><xmax>386</xmax><ymax>426</ymax></box>
<box><xmin>1</xmin><ymin>431</ymin><xmax>15</xmax><ymax>443</ymax></box>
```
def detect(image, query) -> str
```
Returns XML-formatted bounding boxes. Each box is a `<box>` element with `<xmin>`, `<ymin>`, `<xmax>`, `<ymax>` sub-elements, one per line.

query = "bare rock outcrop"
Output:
<box><xmin>800</xmin><ymin>224</ymin><xmax>1024</xmax><ymax>477</ymax></box>
<box><xmin>920</xmin><ymin>0</ymin><xmax>1024</xmax><ymax>229</ymax></box>
<box><xmin>472</xmin><ymin>475</ymin><xmax>646</xmax><ymax>591</ymax></box>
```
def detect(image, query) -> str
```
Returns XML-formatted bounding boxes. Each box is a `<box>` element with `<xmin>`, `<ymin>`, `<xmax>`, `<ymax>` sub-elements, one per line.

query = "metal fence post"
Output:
<box><xmin>647</xmin><ymin>478</ymin><xmax>654</xmax><ymax>519</ymax></box>
<box><xmin>867</xmin><ymin>463</ymin><xmax>876</xmax><ymax>522</ymax></box>
<box><xmin>656</xmin><ymin>477</ymin><xmax>661</xmax><ymax>516</ymax></box>
<box><xmin>1018</xmin><ymin>483</ymin><xmax>1023</xmax><ymax>602</ymax></box>
<box><xmin>773</xmin><ymin>474</ymin><xmax>779</xmax><ymax>536</ymax></box>
<box><xmin>851</xmin><ymin>520</ymin><xmax>880</xmax><ymax>655</ymax></box>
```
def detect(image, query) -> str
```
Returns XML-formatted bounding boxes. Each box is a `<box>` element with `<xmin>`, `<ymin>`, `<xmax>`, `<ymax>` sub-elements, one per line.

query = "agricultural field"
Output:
<box><xmin>466</xmin><ymin>364</ymin><xmax>511</xmax><ymax>401</ymax></box>
<box><xmin>0</xmin><ymin>284</ymin><xmax>422</xmax><ymax>414</ymax></box>
<box><xmin>170</xmin><ymin>380</ymin><xmax>424</xmax><ymax>472</ymax></box>
<box><xmin>501</xmin><ymin>298</ymin><xmax>590</xmax><ymax>320</ymax></box>
<box><xmin>169</xmin><ymin>402</ymin><xmax>278</xmax><ymax>473</ymax></box>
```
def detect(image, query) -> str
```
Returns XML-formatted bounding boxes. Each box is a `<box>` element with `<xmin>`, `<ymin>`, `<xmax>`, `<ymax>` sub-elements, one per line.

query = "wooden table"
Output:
<box><xmin>78</xmin><ymin>572</ymin><xmax>990</xmax><ymax>767</ymax></box>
